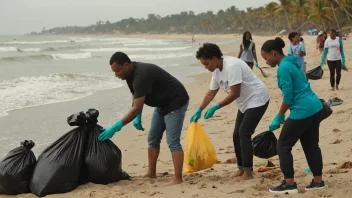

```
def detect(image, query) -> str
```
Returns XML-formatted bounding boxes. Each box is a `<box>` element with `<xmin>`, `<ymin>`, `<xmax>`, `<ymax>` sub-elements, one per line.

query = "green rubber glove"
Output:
<box><xmin>190</xmin><ymin>108</ymin><xmax>202</xmax><ymax>123</ymax></box>
<box><xmin>98</xmin><ymin>120</ymin><xmax>124</xmax><ymax>141</ymax></box>
<box><xmin>268</xmin><ymin>113</ymin><xmax>285</xmax><ymax>132</ymax></box>
<box><xmin>342</xmin><ymin>62</ymin><xmax>348</xmax><ymax>71</ymax></box>
<box><xmin>204</xmin><ymin>104</ymin><xmax>220</xmax><ymax>119</ymax></box>
<box><xmin>133</xmin><ymin>113</ymin><xmax>144</xmax><ymax>131</ymax></box>
<box><xmin>255</xmin><ymin>63</ymin><xmax>259</xmax><ymax>68</ymax></box>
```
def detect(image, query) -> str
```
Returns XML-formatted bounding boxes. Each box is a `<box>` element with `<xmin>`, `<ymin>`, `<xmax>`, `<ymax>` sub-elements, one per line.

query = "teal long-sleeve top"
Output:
<box><xmin>277</xmin><ymin>56</ymin><xmax>322</xmax><ymax>120</ymax></box>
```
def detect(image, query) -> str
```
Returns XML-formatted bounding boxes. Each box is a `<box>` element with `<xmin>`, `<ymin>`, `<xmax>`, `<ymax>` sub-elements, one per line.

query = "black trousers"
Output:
<box><xmin>233</xmin><ymin>101</ymin><xmax>269</xmax><ymax>171</ymax></box>
<box><xmin>277</xmin><ymin>111</ymin><xmax>323</xmax><ymax>179</ymax></box>
<box><xmin>327</xmin><ymin>60</ymin><xmax>342</xmax><ymax>87</ymax></box>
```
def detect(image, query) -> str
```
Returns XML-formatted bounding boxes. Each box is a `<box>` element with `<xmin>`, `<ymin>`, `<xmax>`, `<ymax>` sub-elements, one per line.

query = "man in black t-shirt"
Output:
<box><xmin>98</xmin><ymin>52</ymin><xmax>189</xmax><ymax>185</ymax></box>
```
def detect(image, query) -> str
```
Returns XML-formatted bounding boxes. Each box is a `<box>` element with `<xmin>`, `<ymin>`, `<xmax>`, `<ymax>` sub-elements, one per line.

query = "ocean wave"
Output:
<box><xmin>4</xmin><ymin>40</ymin><xmax>70</xmax><ymax>45</ymax></box>
<box><xmin>19</xmin><ymin>48</ymin><xmax>41</xmax><ymax>52</ymax></box>
<box><xmin>0</xmin><ymin>52</ymin><xmax>92</xmax><ymax>62</ymax></box>
<box><xmin>0</xmin><ymin>47</ymin><xmax>18</xmax><ymax>52</ymax></box>
<box><xmin>129</xmin><ymin>52</ymin><xmax>194</xmax><ymax>60</ymax></box>
<box><xmin>69</xmin><ymin>37</ymin><xmax>129</xmax><ymax>42</ymax></box>
<box><xmin>42</xmin><ymin>45</ymin><xmax>82</xmax><ymax>52</ymax></box>
<box><xmin>0</xmin><ymin>47</ymin><xmax>41</xmax><ymax>52</ymax></box>
<box><xmin>0</xmin><ymin>73</ymin><xmax>123</xmax><ymax>118</ymax></box>
<box><xmin>51</xmin><ymin>52</ymin><xmax>91</xmax><ymax>60</ymax></box>
<box><xmin>162</xmin><ymin>63</ymin><xmax>180</xmax><ymax>67</ymax></box>
<box><xmin>80</xmin><ymin>46</ymin><xmax>191</xmax><ymax>52</ymax></box>
<box><xmin>123</xmin><ymin>41</ymin><xmax>170</xmax><ymax>46</ymax></box>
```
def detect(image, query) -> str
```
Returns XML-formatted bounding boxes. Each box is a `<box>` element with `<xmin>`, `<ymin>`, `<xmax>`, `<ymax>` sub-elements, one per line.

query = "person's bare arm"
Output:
<box><xmin>217</xmin><ymin>84</ymin><xmax>241</xmax><ymax>108</ymax></box>
<box><xmin>238</xmin><ymin>44</ymin><xmax>243</xmax><ymax>59</ymax></box>
<box><xmin>252</xmin><ymin>43</ymin><xmax>258</xmax><ymax>63</ymax></box>
<box><xmin>121</xmin><ymin>96</ymin><xmax>144</xmax><ymax>125</ymax></box>
<box><xmin>199</xmin><ymin>89</ymin><xmax>219</xmax><ymax>110</ymax></box>
<box><xmin>279</xmin><ymin>102</ymin><xmax>289</xmax><ymax>115</ymax></box>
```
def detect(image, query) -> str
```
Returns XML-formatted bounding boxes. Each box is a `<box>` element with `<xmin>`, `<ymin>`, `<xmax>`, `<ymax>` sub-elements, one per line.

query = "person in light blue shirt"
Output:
<box><xmin>288</xmin><ymin>32</ymin><xmax>306</xmax><ymax>73</ymax></box>
<box><xmin>261</xmin><ymin>37</ymin><xmax>325</xmax><ymax>195</ymax></box>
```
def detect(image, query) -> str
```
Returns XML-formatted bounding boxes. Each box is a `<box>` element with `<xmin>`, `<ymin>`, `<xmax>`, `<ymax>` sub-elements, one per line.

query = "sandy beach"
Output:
<box><xmin>3</xmin><ymin>34</ymin><xmax>352</xmax><ymax>198</ymax></box>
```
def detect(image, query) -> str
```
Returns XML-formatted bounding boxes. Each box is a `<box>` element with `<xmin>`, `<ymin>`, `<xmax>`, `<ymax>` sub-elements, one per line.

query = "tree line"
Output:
<box><xmin>33</xmin><ymin>0</ymin><xmax>352</xmax><ymax>35</ymax></box>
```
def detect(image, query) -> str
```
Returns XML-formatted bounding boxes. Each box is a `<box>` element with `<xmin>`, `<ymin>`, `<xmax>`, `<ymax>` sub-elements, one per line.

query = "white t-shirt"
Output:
<box><xmin>324</xmin><ymin>37</ymin><xmax>342</xmax><ymax>61</ymax></box>
<box><xmin>210</xmin><ymin>56</ymin><xmax>270</xmax><ymax>113</ymax></box>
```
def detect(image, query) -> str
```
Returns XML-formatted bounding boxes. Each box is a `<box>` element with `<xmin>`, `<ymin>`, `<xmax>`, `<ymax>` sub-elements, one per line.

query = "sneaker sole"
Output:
<box><xmin>269</xmin><ymin>189</ymin><xmax>298</xmax><ymax>194</ymax></box>
<box><xmin>305</xmin><ymin>185</ymin><xmax>328</xmax><ymax>191</ymax></box>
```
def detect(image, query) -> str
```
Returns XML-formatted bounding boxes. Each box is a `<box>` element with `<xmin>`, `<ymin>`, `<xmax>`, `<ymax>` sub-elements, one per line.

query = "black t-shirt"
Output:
<box><xmin>126</xmin><ymin>62</ymin><xmax>189</xmax><ymax>116</ymax></box>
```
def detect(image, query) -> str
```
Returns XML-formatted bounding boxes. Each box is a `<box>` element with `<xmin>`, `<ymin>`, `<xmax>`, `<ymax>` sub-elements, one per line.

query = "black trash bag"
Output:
<box><xmin>253</xmin><ymin>131</ymin><xmax>278</xmax><ymax>159</ymax></box>
<box><xmin>80</xmin><ymin>109</ymin><xmax>130</xmax><ymax>184</ymax></box>
<box><xmin>306</xmin><ymin>66</ymin><xmax>324</xmax><ymax>80</ymax></box>
<box><xmin>320</xmin><ymin>99</ymin><xmax>333</xmax><ymax>121</ymax></box>
<box><xmin>30</xmin><ymin>112</ymin><xmax>88</xmax><ymax>197</ymax></box>
<box><xmin>0</xmin><ymin>140</ymin><xmax>36</xmax><ymax>195</ymax></box>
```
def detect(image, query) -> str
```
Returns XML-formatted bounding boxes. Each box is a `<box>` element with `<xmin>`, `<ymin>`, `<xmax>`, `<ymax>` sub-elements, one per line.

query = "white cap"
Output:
<box><xmin>318</xmin><ymin>31</ymin><xmax>323</xmax><ymax>35</ymax></box>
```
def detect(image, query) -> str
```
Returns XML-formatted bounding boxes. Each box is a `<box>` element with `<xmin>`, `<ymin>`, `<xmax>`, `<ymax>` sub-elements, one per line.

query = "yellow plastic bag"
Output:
<box><xmin>183</xmin><ymin>122</ymin><xmax>218</xmax><ymax>173</ymax></box>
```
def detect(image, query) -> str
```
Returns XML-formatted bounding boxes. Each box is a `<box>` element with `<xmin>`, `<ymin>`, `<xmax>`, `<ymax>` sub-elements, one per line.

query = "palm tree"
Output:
<box><xmin>333</xmin><ymin>0</ymin><xmax>352</xmax><ymax>23</ymax></box>
<box><xmin>308</xmin><ymin>0</ymin><xmax>332</xmax><ymax>30</ymax></box>
<box><xmin>276</xmin><ymin>0</ymin><xmax>294</xmax><ymax>31</ymax></box>
<box><xmin>330</xmin><ymin>1</ymin><xmax>341</xmax><ymax>30</ymax></box>
<box><xmin>264</xmin><ymin>2</ymin><xmax>280</xmax><ymax>32</ymax></box>
<box><xmin>293</xmin><ymin>0</ymin><xmax>309</xmax><ymax>31</ymax></box>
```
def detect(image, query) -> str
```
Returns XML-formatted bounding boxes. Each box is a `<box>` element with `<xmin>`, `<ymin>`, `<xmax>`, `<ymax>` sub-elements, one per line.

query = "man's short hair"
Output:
<box><xmin>196</xmin><ymin>43</ymin><xmax>223</xmax><ymax>60</ymax></box>
<box><xmin>109</xmin><ymin>52</ymin><xmax>131</xmax><ymax>65</ymax></box>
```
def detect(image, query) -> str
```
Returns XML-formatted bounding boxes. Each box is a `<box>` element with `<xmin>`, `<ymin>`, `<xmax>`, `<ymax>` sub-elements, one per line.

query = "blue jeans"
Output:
<box><xmin>148</xmin><ymin>102</ymin><xmax>188</xmax><ymax>152</ymax></box>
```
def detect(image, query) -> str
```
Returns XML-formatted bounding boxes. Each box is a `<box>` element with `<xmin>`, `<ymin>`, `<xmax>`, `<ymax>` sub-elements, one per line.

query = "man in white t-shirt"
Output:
<box><xmin>190</xmin><ymin>43</ymin><xmax>270</xmax><ymax>181</ymax></box>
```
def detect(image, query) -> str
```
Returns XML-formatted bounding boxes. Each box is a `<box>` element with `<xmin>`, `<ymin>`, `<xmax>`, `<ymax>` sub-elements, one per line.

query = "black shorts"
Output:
<box><xmin>245</xmin><ymin>61</ymin><xmax>254</xmax><ymax>67</ymax></box>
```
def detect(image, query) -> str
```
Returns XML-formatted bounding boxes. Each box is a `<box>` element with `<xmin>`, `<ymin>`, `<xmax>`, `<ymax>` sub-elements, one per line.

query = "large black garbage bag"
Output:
<box><xmin>30</xmin><ymin>112</ymin><xmax>88</xmax><ymax>197</ymax></box>
<box><xmin>81</xmin><ymin>109</ymin><xmax>130</xmax><ymax>184</ymax></box>
<box><xmin>253</xmin><ymin>131</ymin><xmax>278</xmax><ymax>159</ymax></box>
<box><xmin>320</xmin><ymin>99</ymin><xmax>333</xmax><ymax>121</ymax></box>
<box><xmin>0</xmin><ymin>140</ymin><xmax>36</xmax><ymax>195</ymax></box>
<box><xmin>306</xmin><ymin>66</ymin><xmax>324</xmax><ymax>80</ymax></box>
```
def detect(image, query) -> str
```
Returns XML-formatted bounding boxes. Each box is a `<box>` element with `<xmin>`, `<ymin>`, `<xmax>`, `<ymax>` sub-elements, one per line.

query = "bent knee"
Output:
<box><xmin>168</xmin><ymin>141</ymin><xmax>182</xmax><ymax>152</ymax></box>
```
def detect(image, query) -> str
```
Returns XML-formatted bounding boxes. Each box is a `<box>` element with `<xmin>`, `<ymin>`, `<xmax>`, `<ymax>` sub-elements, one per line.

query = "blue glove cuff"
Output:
<box><xmin>196</xmin><ymin>108</ymin><xmax>202</xmax><ymax>113</ymax></box>
<box><xmin>136</xmin><ymin>113</ymin><xmax>142</xmax><ymax>120</ymax></box>
<box><xmin>213</xmin><ymin>104</ymin><xmax>220</xmax><ymax>110</ymax></box>
<box><xmin>276</xmin><ymin>113</ymin><xmax>285</xmax><ymax>122</ymax></box>
<box><xmin>112</xmin><ymin>120</ymin><xmax>124</xmax><ymax>131</ymax></box>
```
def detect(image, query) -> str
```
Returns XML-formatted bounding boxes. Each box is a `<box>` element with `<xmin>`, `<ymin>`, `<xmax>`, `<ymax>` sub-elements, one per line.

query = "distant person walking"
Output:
<box><xmin>320</xmin><ymin>29</ymin><xmax>346</xmax><ymax>91</ymax></box>
<box><xmin>288</xmin><ymin>32</ymin><xmax>306</xmax><ymax>73</ymax></box>
<box><xmin>238</xmin><ymin>31</ymin><xmax>259</xmax><ymax>70</ymax></box>
<box><xmin>316</xmin><ymin>31</ymin><xmax>326</xmax><ymax>54</ymax></box>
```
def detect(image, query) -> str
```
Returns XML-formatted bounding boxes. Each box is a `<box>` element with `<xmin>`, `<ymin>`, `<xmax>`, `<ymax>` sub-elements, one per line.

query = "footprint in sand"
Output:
<box><xmin>338</xmin><ymin>161</ymin><xmax>352</xmax><ymax>169</ymax></box>
<box><xmin>189</xmin><ymin>180</ymin><xmax>200</xmax><ymax>185</ymax></box>
<box><xmin>223</xmin><ymin>158</ymin><xmax>237</xmax><ymax>164</ymax></box>
<box><xmin>333</xmin><ymin>128</ymin><xmax>341</xmax><ymax>132</ymax></box>
<box><xmin>197</xmin><ymin>183</ymin><xmax>207</xmax><ymax>189</ymax></box>
<box><xmin>325</xmin><ymin>168</ymin><xmax>349</xmax><ymax>174</ymax></box>
<box><xmin>331</xmin><ymin>139</ymin><xmax>343</xmax><ymax>144</ymax></box>
<box><xmin>260</xmin><ymin>169</ymin><xmax>282</xmax><ymax>181</ymax></box>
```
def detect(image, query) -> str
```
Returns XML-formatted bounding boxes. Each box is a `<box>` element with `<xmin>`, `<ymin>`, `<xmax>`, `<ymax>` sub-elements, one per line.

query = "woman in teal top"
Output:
<box><xmin>261</xmin><ymin>37</ymin><xmax>325</xmax><ymax>194</ymax></box>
